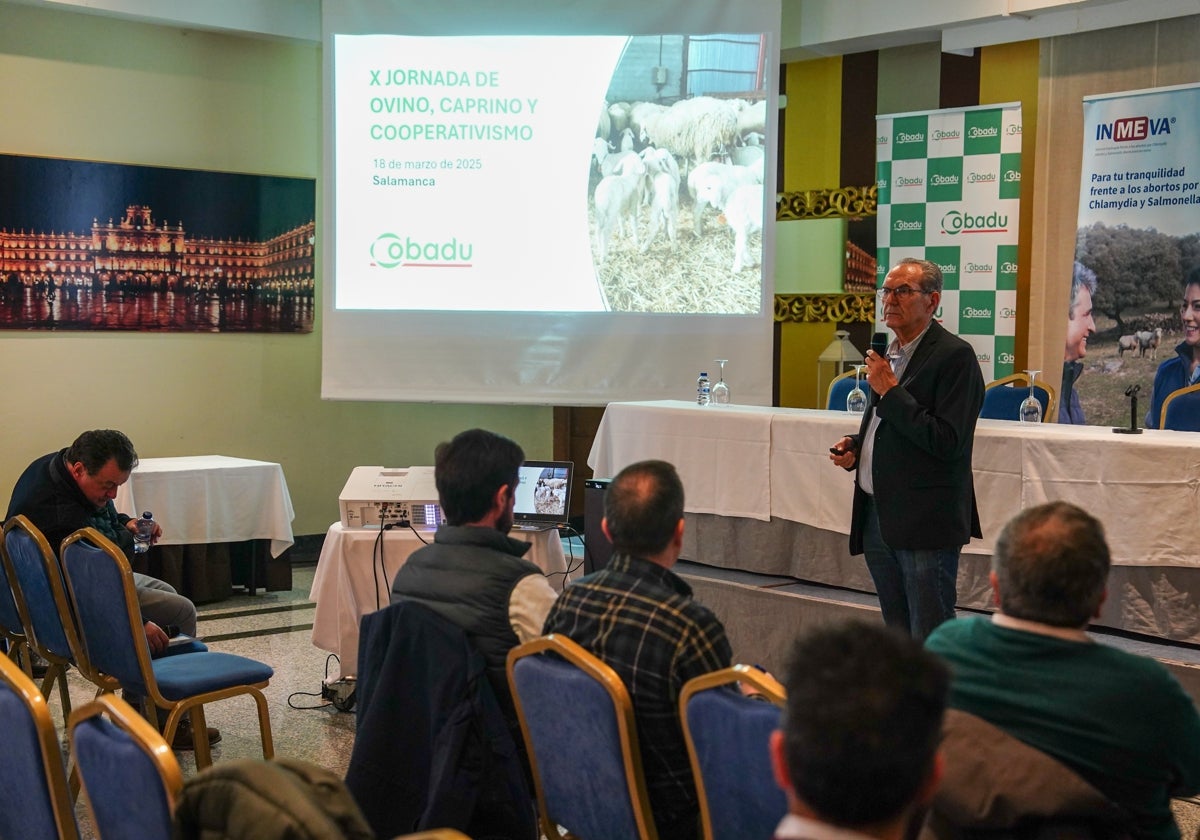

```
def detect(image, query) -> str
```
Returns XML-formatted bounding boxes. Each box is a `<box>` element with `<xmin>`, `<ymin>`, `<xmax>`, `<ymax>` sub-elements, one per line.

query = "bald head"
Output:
<box><xmin>603</xmin><ymin>460</ymin><xmax>684</xmax><ymax>558</ymax></box>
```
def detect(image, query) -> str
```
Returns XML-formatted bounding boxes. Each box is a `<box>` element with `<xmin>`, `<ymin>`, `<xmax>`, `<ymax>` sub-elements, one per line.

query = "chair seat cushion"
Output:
<box><xmin>151</xmin><ymin>652</ymin><xmax>273</xmax><ymax>700</ymax></box>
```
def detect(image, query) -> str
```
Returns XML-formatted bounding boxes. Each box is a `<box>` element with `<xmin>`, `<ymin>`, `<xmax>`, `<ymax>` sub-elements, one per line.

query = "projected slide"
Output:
<box><xmin>334</xmin><ymin>34</ymin><xmax>768</xmax><ymax>314</ymax></box>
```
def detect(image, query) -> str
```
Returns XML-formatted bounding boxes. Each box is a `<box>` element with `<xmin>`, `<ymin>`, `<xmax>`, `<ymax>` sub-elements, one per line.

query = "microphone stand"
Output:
<box><xmin>1113</xmin><ymin>385</ymin><xmax>1143</xmax><ymax>435</ymax></box>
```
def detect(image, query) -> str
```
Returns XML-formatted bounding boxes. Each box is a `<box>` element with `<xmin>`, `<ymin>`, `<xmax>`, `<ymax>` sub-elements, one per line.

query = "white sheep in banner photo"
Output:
<box><xmin>736</xmin><ymin>99</ymin><xmax>767</xmax><ymax>139</ymax></box>
<box><xmin>630</xmin><ymin>101</ymin><xmax>668</xmax><ymax>145</ymax></box>
<box><xmin>687</xmin><ymin>161</ymin><xmax>763</xmax><ymax>238</ymax></box>
<box><xmin>594</xmin><ymin>154</ymin><xmax>648</xmax><ymax>263</ymax></box>
<box><xmin>641</xmin><ymin>166</ymin><xmax>680</xmax><ymax>254</ymax></box>
<box><xmin>608</xmin><ymin>101</ymin><xmax>631</xmax><ymax>141</ymax></box>
<box><xmin>596</xmin><ymin>101</ymin><xmax>611</xmax><ymax>141</ymax></box>
<box><xmin>593</xmin><ymin>138</ymin><xmax>643</xmax><ymax>180</ymax></box>
<box><xmin>719</xmin><ymin>183</ymin><xmax>764</xmax><ymax>274</ymax></box>
<box><xmin>641</xmin><ymin>96</ymin><xmax>739</xmax><ymax>171</ymax></box>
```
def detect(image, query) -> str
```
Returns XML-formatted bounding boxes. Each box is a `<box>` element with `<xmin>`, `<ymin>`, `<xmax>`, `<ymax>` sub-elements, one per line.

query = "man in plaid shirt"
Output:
<box><xmin>543</xmin><ymin>459</ymin><xmax>731</xmax><ymax>840</ymax></box>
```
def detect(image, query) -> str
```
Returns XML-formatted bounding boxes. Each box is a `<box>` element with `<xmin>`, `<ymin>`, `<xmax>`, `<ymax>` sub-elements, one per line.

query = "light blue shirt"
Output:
<box><xmin>857</xmin><ymin>322</ymin><xmax>931</xmax><ymax>495</ymax></box>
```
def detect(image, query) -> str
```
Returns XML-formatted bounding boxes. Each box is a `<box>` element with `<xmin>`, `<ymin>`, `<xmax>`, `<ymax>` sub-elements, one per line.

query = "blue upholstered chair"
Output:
<box><xmin>507</xmin><ymin>633</ymin><xmax>659</xmax><ymax>840</ymax></box>
<box><xmin>3</xmin><ymin>515</ymin><xmax>118</xmax><ymax>725</ymax></box>
<box><xmin>680</xmin><ymin>665</ymin><xmax>787</xmax><ymax>840</ymax></box>
<box><xmin>0</xmin><ymin>651</ymin><xmax>80</xmax><ymax>840</ymax></box>
<box><xmin>61</xmin><ymin>527</ymin><xmax>275</xmax><ymax>770</ymax></box>
<box><xmin>1161</xmin><ymin>383</ymin><xmax>1200</xmax><ymax>432</ymax></box>
<box><xmin>69</xmin><ymin>693</ymin><xmax>183</xmax><ymax>840</ymax></box>
<box><xmin>980</xmin><ymin>373</ymin><xmax>1056</xmax><ymax>422</ymax></box>
<box><xmin>0</xmin><ymin>527</ymin><xmax>34</xmax><ymax>678</ymax></box>
<box><xmin>826</xmin><ymin>369</ymin><xmax>861</xmax><ymax>411</ymax></box>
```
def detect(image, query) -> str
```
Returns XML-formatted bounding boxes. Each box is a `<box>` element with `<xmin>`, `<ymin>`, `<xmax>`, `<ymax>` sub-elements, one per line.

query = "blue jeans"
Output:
<box><xmin>861</xmin><ymin>495</ymin><xmax>959</xmax><ymax>640</ymax></box>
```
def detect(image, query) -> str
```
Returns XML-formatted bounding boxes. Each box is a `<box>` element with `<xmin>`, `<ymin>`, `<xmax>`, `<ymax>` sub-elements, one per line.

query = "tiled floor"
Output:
<box><xmin>47</xmin><ymin>551</ymin><xmax>1200</xmax><ymax>839</ymax></box>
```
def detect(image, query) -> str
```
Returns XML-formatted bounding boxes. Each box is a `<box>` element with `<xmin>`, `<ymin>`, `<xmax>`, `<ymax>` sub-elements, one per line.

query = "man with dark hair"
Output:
<box><xmin>7</xmin><ymin>429</ymin><xmax>216</xmax><ymax>748</ymax></box>
<box><xmin>1061</xmin><ymin>261</ymin><xmax>1098</xmax><ymax>424</ymax></box>
<box><xmin>543</xmin><ymin>459</ymin><xmax>732</xmax><ymax>840</ymax></box>
<box><xmin>390</xmin><ymin>428</ymin><xmax>559</xmax><ymax>719</ymax></box>
<box><xmin>829</xmin><ymin>257</ymin><xmax>985</xmax><ymax>639</ymax></box>
<box><xmin>926</xmin><ymin>502</ymin><xmax>1200</xmax><ymax>840</ymax></box>
<box><xmin>771</xmin><ymin>620</ymin><xmax>948</xmax><ymax>839</ymax></box>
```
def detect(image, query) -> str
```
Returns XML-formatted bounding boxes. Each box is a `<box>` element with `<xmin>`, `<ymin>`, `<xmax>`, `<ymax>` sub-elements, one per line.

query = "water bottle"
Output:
<box><xmin>697</xmin><ymin>372</ymin><xmax>711</xmax><ymax>406</ymax></box>
<box><xmin>133</xmin><ymin>511</ymin><xmax>155</xmax><ymax>554</ymax></box>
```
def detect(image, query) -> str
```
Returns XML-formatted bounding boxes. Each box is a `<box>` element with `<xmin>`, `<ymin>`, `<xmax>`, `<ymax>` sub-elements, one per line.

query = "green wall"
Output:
<box><xmin>0</xmin><ymin>5</ymin><xmax>551</xmax><ymax>536</ymax></box>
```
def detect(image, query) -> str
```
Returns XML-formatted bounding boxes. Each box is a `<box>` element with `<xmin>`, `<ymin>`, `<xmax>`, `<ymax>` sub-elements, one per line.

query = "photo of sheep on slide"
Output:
<box><xmin>586</xmin><ymin>34</ymin><xmax>770</xmax><ymax>314</ymax></box>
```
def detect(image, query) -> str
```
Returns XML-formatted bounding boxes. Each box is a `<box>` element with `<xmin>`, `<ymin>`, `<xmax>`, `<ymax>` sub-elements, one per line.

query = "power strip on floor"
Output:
<box><xmin>321</xmin><ymin>677</ymin><xmax>357</xmax><ymax>712</ymax></box>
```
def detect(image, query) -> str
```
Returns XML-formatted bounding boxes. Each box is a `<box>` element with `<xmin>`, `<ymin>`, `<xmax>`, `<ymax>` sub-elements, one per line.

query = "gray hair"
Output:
<box><xmin>1069</xmin><ymin>262</ymin><xmax>1098</xmax><ymax>317</ymax></box>
<box><xmin>896</xmin><ymin>257</ymin><xmax>943</xmax><ymax>295</ymax></box>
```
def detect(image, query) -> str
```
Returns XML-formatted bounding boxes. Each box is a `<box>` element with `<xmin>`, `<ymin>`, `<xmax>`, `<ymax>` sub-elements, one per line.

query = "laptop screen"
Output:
<box><xmin>512</xmin><ymin>460</ymin><xmax>573</xmax><ymax>530</ymax></box>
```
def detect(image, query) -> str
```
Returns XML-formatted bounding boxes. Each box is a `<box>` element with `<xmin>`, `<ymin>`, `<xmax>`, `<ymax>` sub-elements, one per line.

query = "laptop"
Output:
<box><xmin>512</xmin><ymin>460</ymin><xmax>574</xmax><ymax>531</ymax></box>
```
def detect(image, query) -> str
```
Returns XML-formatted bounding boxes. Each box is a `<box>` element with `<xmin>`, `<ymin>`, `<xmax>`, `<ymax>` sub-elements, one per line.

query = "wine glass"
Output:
<box><xmin>846</xmin><ymin>365</ymin><xmax>867</xmax><ymax>414</ymax></box>
<box><xmin>711</xmin><ymin>360</ymin><xmax>730</xmax><ymax>405</ymax></box>
<box><xmin>1019</xmin><ymin>369</ymin><xmax>1043</xmax><ymax>423</ymax></box>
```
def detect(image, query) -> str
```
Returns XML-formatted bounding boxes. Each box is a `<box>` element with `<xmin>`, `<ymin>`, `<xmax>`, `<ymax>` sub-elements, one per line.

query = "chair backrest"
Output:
<box><xmin>1161</xmin><ymin>383</ymin><xmax>1200</xmax><ymax>432</ymax></box>
<box><xmin>69</xmin><ymin>693</ymin><xmax>183</xmax><ymax>840</ymax></box>
<box><xmin>3</xmin><ymin>515</ymin><xmax>113</xmax><ymax>691</ymax></box>
<box><xmin>507</xmin><ymin>634</ymin><xmax>659</xmax><ymax>840</ymax></box>
<box><xmin>826</xmin><ymin>369</ymin><xmax>860</xmax><ymax>411</ymax></box>
<box><xmin>680</xmin><ymin>665</ymin><xmax>787</xmax><ymax>840</ymax></box>
<box><xmin>0</xmin><ymin>652</ymin><xmax>80</xmax><ymax>840</ymax></box>
<box><xmin>0</xmin><ymin>522</ymin><xmax>32</xmax><ymax>659</ymax></box>
<box><xmin>981</xmin><ymin>373</ymin><xmax>1056</xmax><ymax>422</ymax></box>
<box><xmin>60</xmin><ymin>528</ymin><xmax>156</xmax><ymax>698</ymax></box>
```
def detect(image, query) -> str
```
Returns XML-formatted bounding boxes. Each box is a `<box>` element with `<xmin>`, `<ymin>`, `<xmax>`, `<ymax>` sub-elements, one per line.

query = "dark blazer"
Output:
<box><xmin>848</xmin><ymin>320</ymin><xmax>984</xmax><ymax>554</ymax></box>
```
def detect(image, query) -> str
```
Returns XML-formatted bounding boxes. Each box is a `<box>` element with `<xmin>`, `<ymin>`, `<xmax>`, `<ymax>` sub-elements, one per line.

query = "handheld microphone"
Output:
<box><xmin>870</xmin><ymin>331</ymin><xmax>888</xmax><ymax>358</ymax></box>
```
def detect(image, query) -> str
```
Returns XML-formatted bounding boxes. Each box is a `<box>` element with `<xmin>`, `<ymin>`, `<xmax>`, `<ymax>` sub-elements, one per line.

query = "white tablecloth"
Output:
<box><xmin>310</xmin><ymin>522</ymin><xmax>574</xmax><ymax>679</ymax></box>
<box><xmin>115</xmin><ymin>455</ymin><xmax>296</xmax><ymax>558</ymax></box>
<box><xmin>589</xmin><ymin>401</ymin><xmax>1200</xmax><ymax>568</ymax></box>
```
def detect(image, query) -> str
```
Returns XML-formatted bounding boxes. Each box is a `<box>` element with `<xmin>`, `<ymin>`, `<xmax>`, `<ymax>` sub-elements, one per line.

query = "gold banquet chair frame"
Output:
<box><xmin>679</xmin><ymin>665</ymin><xmax>787</xmax><ymax>840</ymax></box>
<box><xmin>1161</xmin><ymin>382</ymin><xmax>1200</xmax><ymax>432</ymax></box>
<box><xmin>825</xmin><ymin>368</ymin><xmax>861</xmax><ymax>411</ymax></box>
<box><xmin>60</xmin><ymin>528</ymin><xmax>275</xmax><ymax>771</ymax></box>
<box><xmin>507</xmin><ymin>633</ymin><xmax>659</xmax><ymax>840</ymax></box>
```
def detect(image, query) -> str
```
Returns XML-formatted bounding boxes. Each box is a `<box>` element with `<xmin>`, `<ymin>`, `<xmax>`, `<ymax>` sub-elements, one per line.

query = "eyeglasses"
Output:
<box><xmin>877</xmin><ymin>285</ymin><xmax>930</xmax><ymax>301</ymax></box>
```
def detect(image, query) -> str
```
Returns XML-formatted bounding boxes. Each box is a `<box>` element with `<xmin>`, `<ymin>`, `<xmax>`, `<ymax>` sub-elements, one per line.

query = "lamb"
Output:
<box><xmin>593</xmin><ymin>154</ymin><xmax>647</xmax><ymax>263</ymax></box>
<box><xmin>630</xmin><ymin>101</ymin><xmax>668</xmax><ymax>144</ymax></box>
<box><xmin>1136</xmin><ymin>327</ymin><xmax>1163</xmax><ymax>360</ymax></box>
<box><xmin>1117</xmin><ymin>335</ymin><xmax>1139</xmax><ymax>356</ymax></box>
<box><xmin>641</xmin><ymin>96</ymin><xmax>738</xmax><ymax>169</ymax></box>
<box><xmin>619</xmin><ymin>127</ymin><xmax>636</xmax><ymax>153</ymax></box>
<box><xmin>736</xmin><ymin>99</ymin><xmax>767</xmax><ymax>138</ymax></box>
<box><xmin>702</xmin><ymin>182</ymin><xmax>763</xmax><ymax>273</ymax></box>
<box><xmin>640</xmin><ymin>167</ymin><xmax>680</xmax><ymax>254</ymax></box>
<box><xmin>607</xmin><ymin>101</ymin><xmax>631</xmax><ymax>140</ymax></box>
<box><xmin>592</xmin><ymin>138</ymin><xmax>641</xmax><ymax>179</ymax></box>
<box><xmin>596</xmin><ymin>101</ymin><xmax>611</xmax><ymax>141</ymax></box>
<box><xmin>687</xmin><ymin>161</ymin><xmax>763</xmax><ymax>237</ymax></box>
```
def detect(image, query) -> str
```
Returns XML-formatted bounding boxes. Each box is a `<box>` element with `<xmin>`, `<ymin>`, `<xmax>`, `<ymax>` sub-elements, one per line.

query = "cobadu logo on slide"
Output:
<box><xmin>940</xmin><ymin>210</ymin><xmax>1008</xmax><ymax>235</ymax></box>
<box><xmin>963</xmin><ymin>305</ymin><xmax>993</xmax><ymax>319</ymax></box>
<box><xmin>370</xmin><ymin>232</ymin><xmax>474</xmax><ymax>269</ymax></box>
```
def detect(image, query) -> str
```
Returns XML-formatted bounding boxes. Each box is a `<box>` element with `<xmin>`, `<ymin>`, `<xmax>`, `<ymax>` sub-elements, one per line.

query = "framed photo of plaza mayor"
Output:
<box><xmin>0</xmin><ymin>153</ymin><xmax>316</xmax><ymax>333</ymax></box>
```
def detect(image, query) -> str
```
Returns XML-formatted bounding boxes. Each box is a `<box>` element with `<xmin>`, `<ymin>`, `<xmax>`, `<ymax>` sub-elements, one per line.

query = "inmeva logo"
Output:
<box><xmin>894</xmin><ymin>220</ymin><xmax>923</xmax><ymax>231</ymax></box>
<box><xmin>968</xmin><ymin>172</ymin><xmax>996</xmax><ymax>183</ymax></box>
<box><xmin>896</xmin><ymin>176</ymin><xmax>924</xmax><ymax>187</ymax></box>
<box><xmin>1097</xmin><ymin>116</ymin><xmax>1174</xmax><ymax>142</ymax></box>
<box><xmin>965</xmin><ymin>262</ymin><xmax>993</xmax><ymax>273</ymax></box>
<box><xmin>968</xmin><ymin>126</ymin><xmax>999</xmax><ymax>138</ymax></box>
<box><xmin>933</xmin><ymin>129</ymin><xmax>961</xmax><ymax>141</ymax></box>
<box><xmin>963</xmin><ymin>306</ymin><xmax>992</xmax><ymax>318</ymax></box>
<box><xmin>897</xmin><ymin>131</ymin><xmax>925</xmax><ymax>143</ymax></box>
<box><xmin>930</xmin><ymin>174</ymin><xmax>959</xmax><ymax>186</ymax></box>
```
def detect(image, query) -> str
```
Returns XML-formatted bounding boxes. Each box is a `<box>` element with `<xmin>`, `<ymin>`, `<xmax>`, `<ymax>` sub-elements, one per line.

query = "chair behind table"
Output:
<box><xmin>981</xmin><ymin>373</ymin><xmax>1056</xmax><ymax>422</ymax></box>
<box><xmin>1161</xmin><ymin>383</ymin><xmax>1200</xmax><ymax>432</ymax></box>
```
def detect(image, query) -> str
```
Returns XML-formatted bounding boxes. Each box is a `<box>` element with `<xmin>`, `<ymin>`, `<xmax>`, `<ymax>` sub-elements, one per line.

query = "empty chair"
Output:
<box><xmin>507</xmin><ymin>633</ymin><xmax>658</xmax><ymax>840</ymax></box>
<box><xmin>680</xmin><ymin>665</ymin><xmax>787</xmax><ymax>840</ymax></box>
<box><xmin>0</xmin><ymin>650</ymin><xmax>80</xmax><ymax>840</ymax></box>
<box><xmin>69</xmin><ymin>693</ymin><xmax>183</xmax><ymax>840</ymax></box>
<box><xmin>1161</xmin><ymin>383</ymin><xmax>1200</xmax><ymax>432</ymax></box>
<box><xmin>61</xmin><ymin>527</ymin><xmax>275</xmax><ymax>770</ymax></box>
<box><xmin>980</xmin><ymin>373</ymin><xmax>1056</xmax><ymax>422</ymax></box>
<box><xmin>826</xmin><ymin>369</ymin><xmax>861</xmax><ymax>411</ymax></box>
<box><xmin>0</xmin><ymin>526</ymin><xmax>33</xmax><ymax>677</ymax></box>
<box><xmin>3</xmin><ymin>514</ymin><xmax>118</xmax><ymax>724</ymax></box>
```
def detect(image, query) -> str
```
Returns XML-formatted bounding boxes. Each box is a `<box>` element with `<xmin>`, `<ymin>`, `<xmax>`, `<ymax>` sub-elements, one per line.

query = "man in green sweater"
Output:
<box><xmin>926</xmin><ymin>501</ymin><xmax>1200</xmax><ymax>840</ymax></box>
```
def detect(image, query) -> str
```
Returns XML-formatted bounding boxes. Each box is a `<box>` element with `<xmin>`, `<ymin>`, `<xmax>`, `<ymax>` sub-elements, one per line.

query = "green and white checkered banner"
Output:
<box><xmin>876</xmin><ymin>103</ymin><xmax>1023</xmax><ymax>382</ymax></box>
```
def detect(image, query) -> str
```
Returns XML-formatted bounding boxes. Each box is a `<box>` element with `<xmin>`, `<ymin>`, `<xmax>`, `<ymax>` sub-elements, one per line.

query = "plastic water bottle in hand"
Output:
<box><xmin>133</xmin><ymin>511</ymin><xmax>155</xmax><ymax>554</ymax></box>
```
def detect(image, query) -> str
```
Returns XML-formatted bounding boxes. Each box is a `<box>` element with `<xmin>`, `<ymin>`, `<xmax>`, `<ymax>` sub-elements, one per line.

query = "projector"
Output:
<box><xmin>338</xmin><ymin>466</ymin><xmax>443</xmax><ymax>529</ymax></box>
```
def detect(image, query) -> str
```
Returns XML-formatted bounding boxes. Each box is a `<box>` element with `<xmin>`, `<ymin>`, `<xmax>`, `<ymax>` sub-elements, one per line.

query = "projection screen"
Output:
<box><xmin>322</xmin><ymin>0</ymin><xmax>781</xmax><ymax>405</ymax></box>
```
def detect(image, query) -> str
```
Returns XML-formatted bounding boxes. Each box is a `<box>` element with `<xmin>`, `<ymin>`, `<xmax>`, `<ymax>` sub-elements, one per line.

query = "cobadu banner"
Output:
<box><xmin>1068</xmin><ymin>84</ymin><xmax>1200</xmax><ymax>428</ymax></box>
<box><xmin>875</xmin><ymin>103</ymin><xmax>1022</xmax><ymax>383</ymax></box>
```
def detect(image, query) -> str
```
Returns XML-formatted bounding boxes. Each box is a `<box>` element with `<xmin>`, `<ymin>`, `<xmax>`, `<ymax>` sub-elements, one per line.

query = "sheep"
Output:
<box><xmin>1117</xmin><ymin>335</ymin><xmax>1139</xmax><ymax>356</ymax></box>
<box><xmin>641</xmin><ymin>167</ymin><xmax>680</xmax><ymax>254</ymax></box>
<box><xmin>641</xmin><ymin>96</ymin><xmax>739</xmax><ymax>170</ymax></box>
<box><xmin>687</xmin><ymin>161</ymin><xmax>763</xmax><ymax>237</ymax></box>
<box><xmin>730</xmin><ymin>143</ymin><xmax>765</xmax><ymax>168</ymax></box>
<box><xmin>639</xmin><ymin>146</ymin><xmax>680</xmax><ymax>208</ymax></box>
<box><xmin>630</xmin><ymin>101</ymin><xmax>668</xmax><ymax>145</ymax></box>
<box><xmin>741</xmin><ymin>131</ymin><xmax>765</xmax><ymax>147</ymax></box>
<box><xmin>593</xmin><ymin>154</ymin><xmax>647</xmax><ymax>263</ymax></box>
<box><xmin>592</xmin><ymin>139</ymin><xmax>641</xmax><ymax>179</ymax></box>
<box><xmin>619</xmin><ymin>127</ymin><xmax>636</xmax><ymax>153</ymax></box>
<box><xmin>607</xmin><ymin>101</ymin><xmax>631</xmax><ymax>140</ymax></box>
<box><xmin>1136</xmin><ymin>327</ymin><xmax>1163</xmax><ymax>360</ymax></box>
<box><xmin>596</xmin><ymin>101</ymin><xmax>611</xmax><ymax>141</ymax></box>
<box><xmin>736</xmin><ymin>99</ymin><xmax>767</xmax><ymax>138</ymax></box>
<box><xmin>709</xmin><ymin>183</ymin><xmax>764</xmax><ymax>273</ymax></box>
